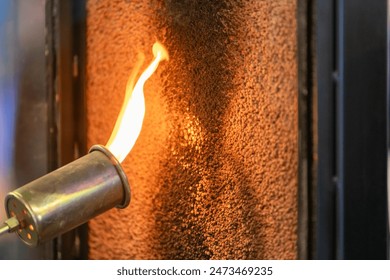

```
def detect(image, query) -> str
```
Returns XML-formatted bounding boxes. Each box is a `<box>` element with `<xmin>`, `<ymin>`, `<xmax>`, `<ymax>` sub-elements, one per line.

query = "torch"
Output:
<box><xmin>0</xmin><ymin>42</ymin><xmax>168</xmax><ymax>246</ymax></box>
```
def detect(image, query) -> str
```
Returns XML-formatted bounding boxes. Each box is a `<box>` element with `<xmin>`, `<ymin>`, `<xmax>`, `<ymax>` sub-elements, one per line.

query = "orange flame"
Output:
<box><xmin>106</xmin><ymin>42</ymin><xmax>169</xmax><ymax>162</ymax></box>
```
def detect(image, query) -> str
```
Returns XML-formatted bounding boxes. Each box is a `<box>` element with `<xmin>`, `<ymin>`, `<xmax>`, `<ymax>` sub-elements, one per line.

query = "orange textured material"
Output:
<box><xmin>86</xmin><ymin>0</ymin><xmax>298</xmax><ymax>259</ymax></box>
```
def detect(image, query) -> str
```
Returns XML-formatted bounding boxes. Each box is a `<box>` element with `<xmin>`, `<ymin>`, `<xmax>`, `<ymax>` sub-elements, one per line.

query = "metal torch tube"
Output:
<box><xmin>4</xmin><ymin>145</ymin><xmax>130</xmax><ymax>246</ymax></box>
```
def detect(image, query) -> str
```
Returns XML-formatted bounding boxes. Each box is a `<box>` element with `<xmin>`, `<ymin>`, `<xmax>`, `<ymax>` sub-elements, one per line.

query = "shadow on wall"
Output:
<box><xmin>152</xmin><ymin>0</ymin><xmax>264</xmax><ymax>259</ymax></box>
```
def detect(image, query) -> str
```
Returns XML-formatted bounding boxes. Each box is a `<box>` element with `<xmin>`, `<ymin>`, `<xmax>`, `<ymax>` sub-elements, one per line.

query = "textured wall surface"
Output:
<box><xmin>86</xmin><ymin>0</ymin><xmax>298</xmax><ymax>259</ymax></box>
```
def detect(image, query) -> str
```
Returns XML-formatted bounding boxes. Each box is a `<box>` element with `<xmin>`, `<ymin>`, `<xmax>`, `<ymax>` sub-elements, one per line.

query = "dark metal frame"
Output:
<box><xmin>315</xmin><ymin>0</ymin><xmax>338</xmax><ymax>260</ymax></box>
<box><xmin>303</xmin><ymin>0</ymin><xmax>389</xmax><ymax>259</ymax></box>
<box><xmin>46</xmin><ymin>0</ymin><xmax>88</xmax><ymax>259</ymax></box>
<box><xmin>336</xmin><ymin>0</ymin><xmax>387</xmax><ymax>259</ymax></box>
<box><xmin>297</xmin><ymin>0</ymin><xmax>316</xmax><ymax>260</ymax></box>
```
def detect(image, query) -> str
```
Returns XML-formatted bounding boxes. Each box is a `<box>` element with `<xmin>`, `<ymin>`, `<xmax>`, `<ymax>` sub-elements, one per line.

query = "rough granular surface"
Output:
<box><xmin>86</xmin><ymin>0</ymin><xmax>298</xmax><ymax>259</ymax></box>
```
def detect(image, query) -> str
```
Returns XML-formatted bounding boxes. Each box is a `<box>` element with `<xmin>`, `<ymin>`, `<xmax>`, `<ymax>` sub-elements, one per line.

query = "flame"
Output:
<box><xmin>106</xmin><ymin>42</ymin><xmax>169</xmax><ymax>162</ymax></box>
